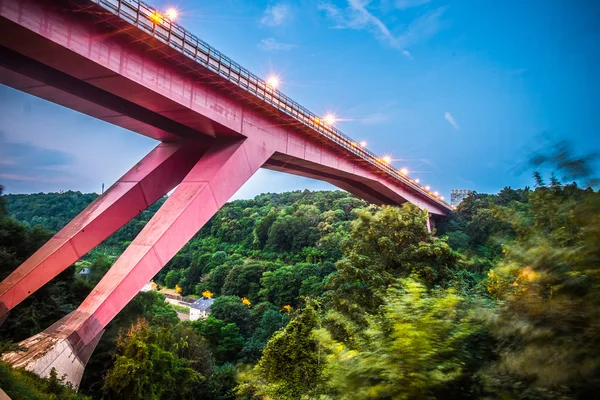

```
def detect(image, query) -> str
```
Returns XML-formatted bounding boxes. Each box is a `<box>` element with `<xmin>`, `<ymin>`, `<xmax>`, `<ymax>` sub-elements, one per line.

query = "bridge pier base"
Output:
<box><xmin>1</xmin><ymin>312</ymin><xmax>104</xmax><ymax>390</ymax></box>
<box><xmin>427</xmin><ymin>217</ymin><xmax>436</xmax><ymax>233</ymax></box>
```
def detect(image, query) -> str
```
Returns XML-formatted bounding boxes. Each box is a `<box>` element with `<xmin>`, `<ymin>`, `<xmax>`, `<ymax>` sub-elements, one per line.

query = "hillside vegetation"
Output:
<box><xmin>0</xmin><ymin>148</ymin><xmax>598</xmax><ymax>399</ymax></box>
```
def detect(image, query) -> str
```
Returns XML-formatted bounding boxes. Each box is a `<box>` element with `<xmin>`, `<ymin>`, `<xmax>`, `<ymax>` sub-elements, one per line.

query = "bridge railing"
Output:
<box><xmin>91</xmin><ymin>0</ymin><xmax>451</xmax><ymax>210</ymax></box>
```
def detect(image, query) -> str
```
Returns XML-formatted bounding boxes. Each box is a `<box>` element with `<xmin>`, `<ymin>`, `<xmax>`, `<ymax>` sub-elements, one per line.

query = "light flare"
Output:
<box><xmin>166</xmin><ymin>8</ymin><xmax>178</xmax><ymax>20</ymax></box>
<box><xmin>267</xmin><ymin>75</ymin><xmax>280</xmax><ymax>89</ymax></box>
<box><xmin>151</xmin><ymin>11</ymin><xmax>162</xmax><ymax>23</ymax></box>
<box><xmin>323</xmin><ymin>113</ymin><xmax>337</xmax><ymax>125</ymax></box>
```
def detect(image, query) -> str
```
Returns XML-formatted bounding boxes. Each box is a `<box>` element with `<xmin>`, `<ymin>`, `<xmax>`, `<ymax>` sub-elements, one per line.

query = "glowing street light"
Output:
<box><xmin>415</xmin><ymin>178</ymin><xmax>420</xmax><ymax>184</ymax></box>
<box><xmin>360</xmin><ymin>141</ymin><xmax>367</xmax><ymax>148</ymax></box>
<box><xmin>323</xmin><ymin>113</ymin><xmax>337</xmax><ymax>125</ymax></box>
<box><xmin>165</xmin><ymin>8</ymin><xmax>178</xmax><ymax>20</ymax></box>
<box><xmin>434</xmin><ymin>191</ymin><xmax>439</xmax><ymax>196</ymax></box>
<box><xmin>425</xmin><ymin>185</ymin><xmax>431</xmax><ymax>191</ymax></box>
<box><xmin>267</xmin><ymin>75</ymin><xmax>280</xmax><ymax>89</ymax></box>
<box><xmin>400</xmin><ymin>168</ymin><xmax>408</xmax><ymax>176</ymax></box>
<box><xmin>151</xmin><ymin>11</ymin><xmax>163</xmax><ymax>23</ymax></box>
<box><xmin>383</xmin><ymin>156</ymin><xmax>392</xmax><ymax>164</ymax></box>
<box><xmin>440</xmin><ymin>196</ymin><xmax>445</xmax><ymax>200</ymax></box>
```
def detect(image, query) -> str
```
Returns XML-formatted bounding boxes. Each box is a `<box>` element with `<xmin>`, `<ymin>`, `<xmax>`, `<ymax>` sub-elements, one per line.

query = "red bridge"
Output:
<box><xmin>0</xmin><ymin>0</ymin><xmax>452</xmax><ymax>387</ymax></box>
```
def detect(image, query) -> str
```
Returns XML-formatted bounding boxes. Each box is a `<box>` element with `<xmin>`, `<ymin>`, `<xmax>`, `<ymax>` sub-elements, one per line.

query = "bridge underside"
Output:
<box><xmin>0</xmin><ymin>0</ymin><xmax>448</xmax><ymax>387</ymax></box>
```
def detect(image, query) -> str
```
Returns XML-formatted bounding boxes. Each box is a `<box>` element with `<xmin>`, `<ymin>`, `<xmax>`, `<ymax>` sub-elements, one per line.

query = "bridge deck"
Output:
<box><xmin>82</xmin><ymin>0</ymin><xmax>451</xmax><ymax>212</ymax></box>
<box><xmin>0</xmin><ymin>0</ymin><xmax>451</xmax><ymax>214</ymax></box>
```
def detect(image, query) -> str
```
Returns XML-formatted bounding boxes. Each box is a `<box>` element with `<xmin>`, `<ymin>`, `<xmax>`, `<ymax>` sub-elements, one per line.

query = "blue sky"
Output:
<box><xmin>1</xmin><ymin>0</ymin><xmax>599</xmax><ymax>199</ymax></box>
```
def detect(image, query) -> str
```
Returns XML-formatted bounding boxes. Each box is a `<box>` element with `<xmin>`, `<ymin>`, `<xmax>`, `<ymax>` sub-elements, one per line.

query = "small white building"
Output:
<box><xmin>140</xmin><ymin>281</ymin><xmax>157</xmax><ymax>292</ymax></box>
<box><xmin>189</xmin><ymin>297</ymin><xmax>215</xmax><ymax>321</ymax></box>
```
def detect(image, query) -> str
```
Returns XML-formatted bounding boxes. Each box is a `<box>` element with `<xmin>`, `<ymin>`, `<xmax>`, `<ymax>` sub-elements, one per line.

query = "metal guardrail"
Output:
<box><xmin>90</xmin><ymin>0</ymin><xmax>451</xmax><ymax>210</ymax></box>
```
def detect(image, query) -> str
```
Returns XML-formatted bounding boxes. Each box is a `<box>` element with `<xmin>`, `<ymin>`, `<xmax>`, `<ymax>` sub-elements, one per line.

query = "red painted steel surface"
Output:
<box><xmin>2</xmin><ymin>137</ymin><xmax>272</xmax><ymax>385</ymax></box>
<box><xmin>0</xmin><ymin>142</ymin><xmax>208</xmax><ymax>318</ymax></box>
<box><xmin>56</xmin><ymin>137</ymin><xmax>271</xmax><ymax>345</ymax></box>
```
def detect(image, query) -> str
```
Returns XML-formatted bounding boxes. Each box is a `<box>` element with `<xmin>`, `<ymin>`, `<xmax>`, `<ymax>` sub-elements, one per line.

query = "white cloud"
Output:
<box><xmin>318</xmin><ymin>1</ymin><xmax>447</xmax><ymax>56</ymax></box>
<box><xmin>319</xmin><ymin>1</ymin><xmax>392</xmax><ymax>36</ymax></box>
<box><xmin>259</xmin><ymin>38</ymin><xmax>296</xmax><ymax>52</ymax></box>
<box><xmin>444</xmin><ymin>111</ymin><xmax>460</xmax><ymax>130</ymax></box>
<box><xmin>260</xmin><ymin>3</ymin><xmax>291</xmax><ymax>27</ymax></box>
<box><xmin>393</xmin><ymin>6</ymin><xmax>447</xmax><ymax>49</ymax></box>
<box><xmin>402</xmin><ymin>50</ymin><xmax>413</xmax><ymax>60</ymax></box>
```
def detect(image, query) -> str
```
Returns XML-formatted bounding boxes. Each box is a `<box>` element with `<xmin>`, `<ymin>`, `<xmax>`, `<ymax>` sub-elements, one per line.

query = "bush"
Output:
<box><xmin>0</xmin><ymin>362</ymin><xmax>90</xmax><ymax>400</ymax></box>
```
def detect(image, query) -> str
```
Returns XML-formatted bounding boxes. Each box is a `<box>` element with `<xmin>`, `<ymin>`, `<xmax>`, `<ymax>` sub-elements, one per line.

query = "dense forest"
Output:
<box><xmin>0</xmin><ymin>145</ymin><xmax>599</xmax><ymax>399</ymax></box>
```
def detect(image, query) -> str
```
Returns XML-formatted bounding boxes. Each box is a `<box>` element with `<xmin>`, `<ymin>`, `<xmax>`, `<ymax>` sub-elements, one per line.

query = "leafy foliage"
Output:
<box><xmin>318</xmin><ymin>279</ymin><xmax>481</xmax><ymax>399</ymax></box>
<box><xmin>332</xmin><ymin>204</ymin><xmax>459</xmax><ymax>326</ymax></box>
<box><xmin>102</xmin><ymin>319</ymin><xmax>209</xmax><ymax>400</ymax></box>
<box><xmin>0</xmin><ymin>361</ymin><xmax>89</xmax><ymax>400</ymax></box>
<box><xmin>192</xmin><ymin>317</ymin><xmax>244</xmax><ymax>364</ymax></box>
<box><xmin>3</xmin><ymin>152</ymin><xmax>600</xmax><ymax>400</ymax></box>
<box><xmin>479</xmin><ymin>183</ymin><xmax>600</xmax><ymax>398</ymax></box>
<box><xmin>252</xmin><ymin>303</ymin><xmax>324</xmax><ymax>399</ymax></box>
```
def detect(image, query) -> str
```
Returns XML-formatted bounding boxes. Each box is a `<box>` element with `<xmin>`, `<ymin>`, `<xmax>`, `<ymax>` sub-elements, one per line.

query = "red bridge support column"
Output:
<box><xmin>0</xmin><ymin>142</ymin><xmax>207</xmax><ymax>325</ymax></box>
<box><xmin>1</xmin><ymin>138</ymin><xmax>273</xmax><ymax>388</ymax></box>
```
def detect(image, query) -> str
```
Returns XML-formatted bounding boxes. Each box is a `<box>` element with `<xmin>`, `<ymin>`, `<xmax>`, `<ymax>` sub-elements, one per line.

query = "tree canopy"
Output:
<box><xmin>2</xmin><ymin>148</ymin><xmax>600</xmax><ymax>400</ymax></box>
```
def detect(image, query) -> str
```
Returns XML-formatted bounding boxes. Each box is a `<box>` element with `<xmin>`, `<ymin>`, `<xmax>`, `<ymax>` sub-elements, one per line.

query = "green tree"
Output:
<box><xmin>253</xmin><ymin>208</ymin><xmax>277</xmax><ymax>250</ymax></box>
<box><xmin>89</xmin><ymin>255</ymin><xmax>112</xmax><ymax>285</ymax></box>
<box><xmin>267</xmin><ymin>214</ymin><xmax>304</xmax><ymax>252</ymax></box>
<box><xmin>0</xmin><ymin>185</ymin><xmax>7</xmax><ymax>217</ymax></box>
<box><xmin>80</xmin><ymin>291</ymin><xmax>179</xmax><ymax>395</ymax></box>
<box><xmin>481</xmin><ymin>185</ymin><xmax>600</xmax><ymax>398</ymax></box>
<box><xmin>102</xmin><ymin>319</ymin><xmax>209</xmax><ymax>400</ymax></box>
<box><xmin>318</xmin><ymin>279</ymin><xmax>480</xmax><ymax>399</ymax></box>
<box><xmin>241</xmin><ymin>309</ymin><xmax>290</xmax><ymax>363</ymax></box>
<box><xmin>332</xmin><ymin>204</ymin><xmax>458</xmax><ymax>325</ymax></box>
<box><xmin>201</xmin><ymin>263</ymin><xmax>234</xmax><ymax>296</ymax></box>
<box><xmin>164</xmin><ymin>270</ymin><xmax>181</xmax><ymax>289</ymax></box>
<box><xmin>209</xmin><ymin>296</ymin><xmax>253</xmax><ymax>337</ymax></box>
<box><xmin>180</xmin><ymin>262</ymin><xmax>204</xmax><ymax>295</ymax></box>
<box><xmin>200</xmin><ymin>363</ymin><xmax>238</xmax><ymax>400</ymax></box>
<box><xmin>252</xmin><ymin>303</ymin><xmax>324</xmax><ymax>399</ymax></box>
<box><xmin>259</xmin><ymin>265</ymin><xmax>299</xmax><ymax>307</ymax></box>
<box><xmin>0</xmin><ymin>361</ymin><xmax>90</xmax><ymax>400</ymax></box>
<box><xmin>221</xmin><ymin>262</ymin><xmax>265</xmax><ymax>301</ymax></box>
<box><xmin>193</xmin><ymin>317</ymin><xmax>244</xmax><ymax>364</ymax></box>
<box><xmin>217</xmin><ymin>323</ymin><xmax>245</xmax><ymax>364</ymax></box>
